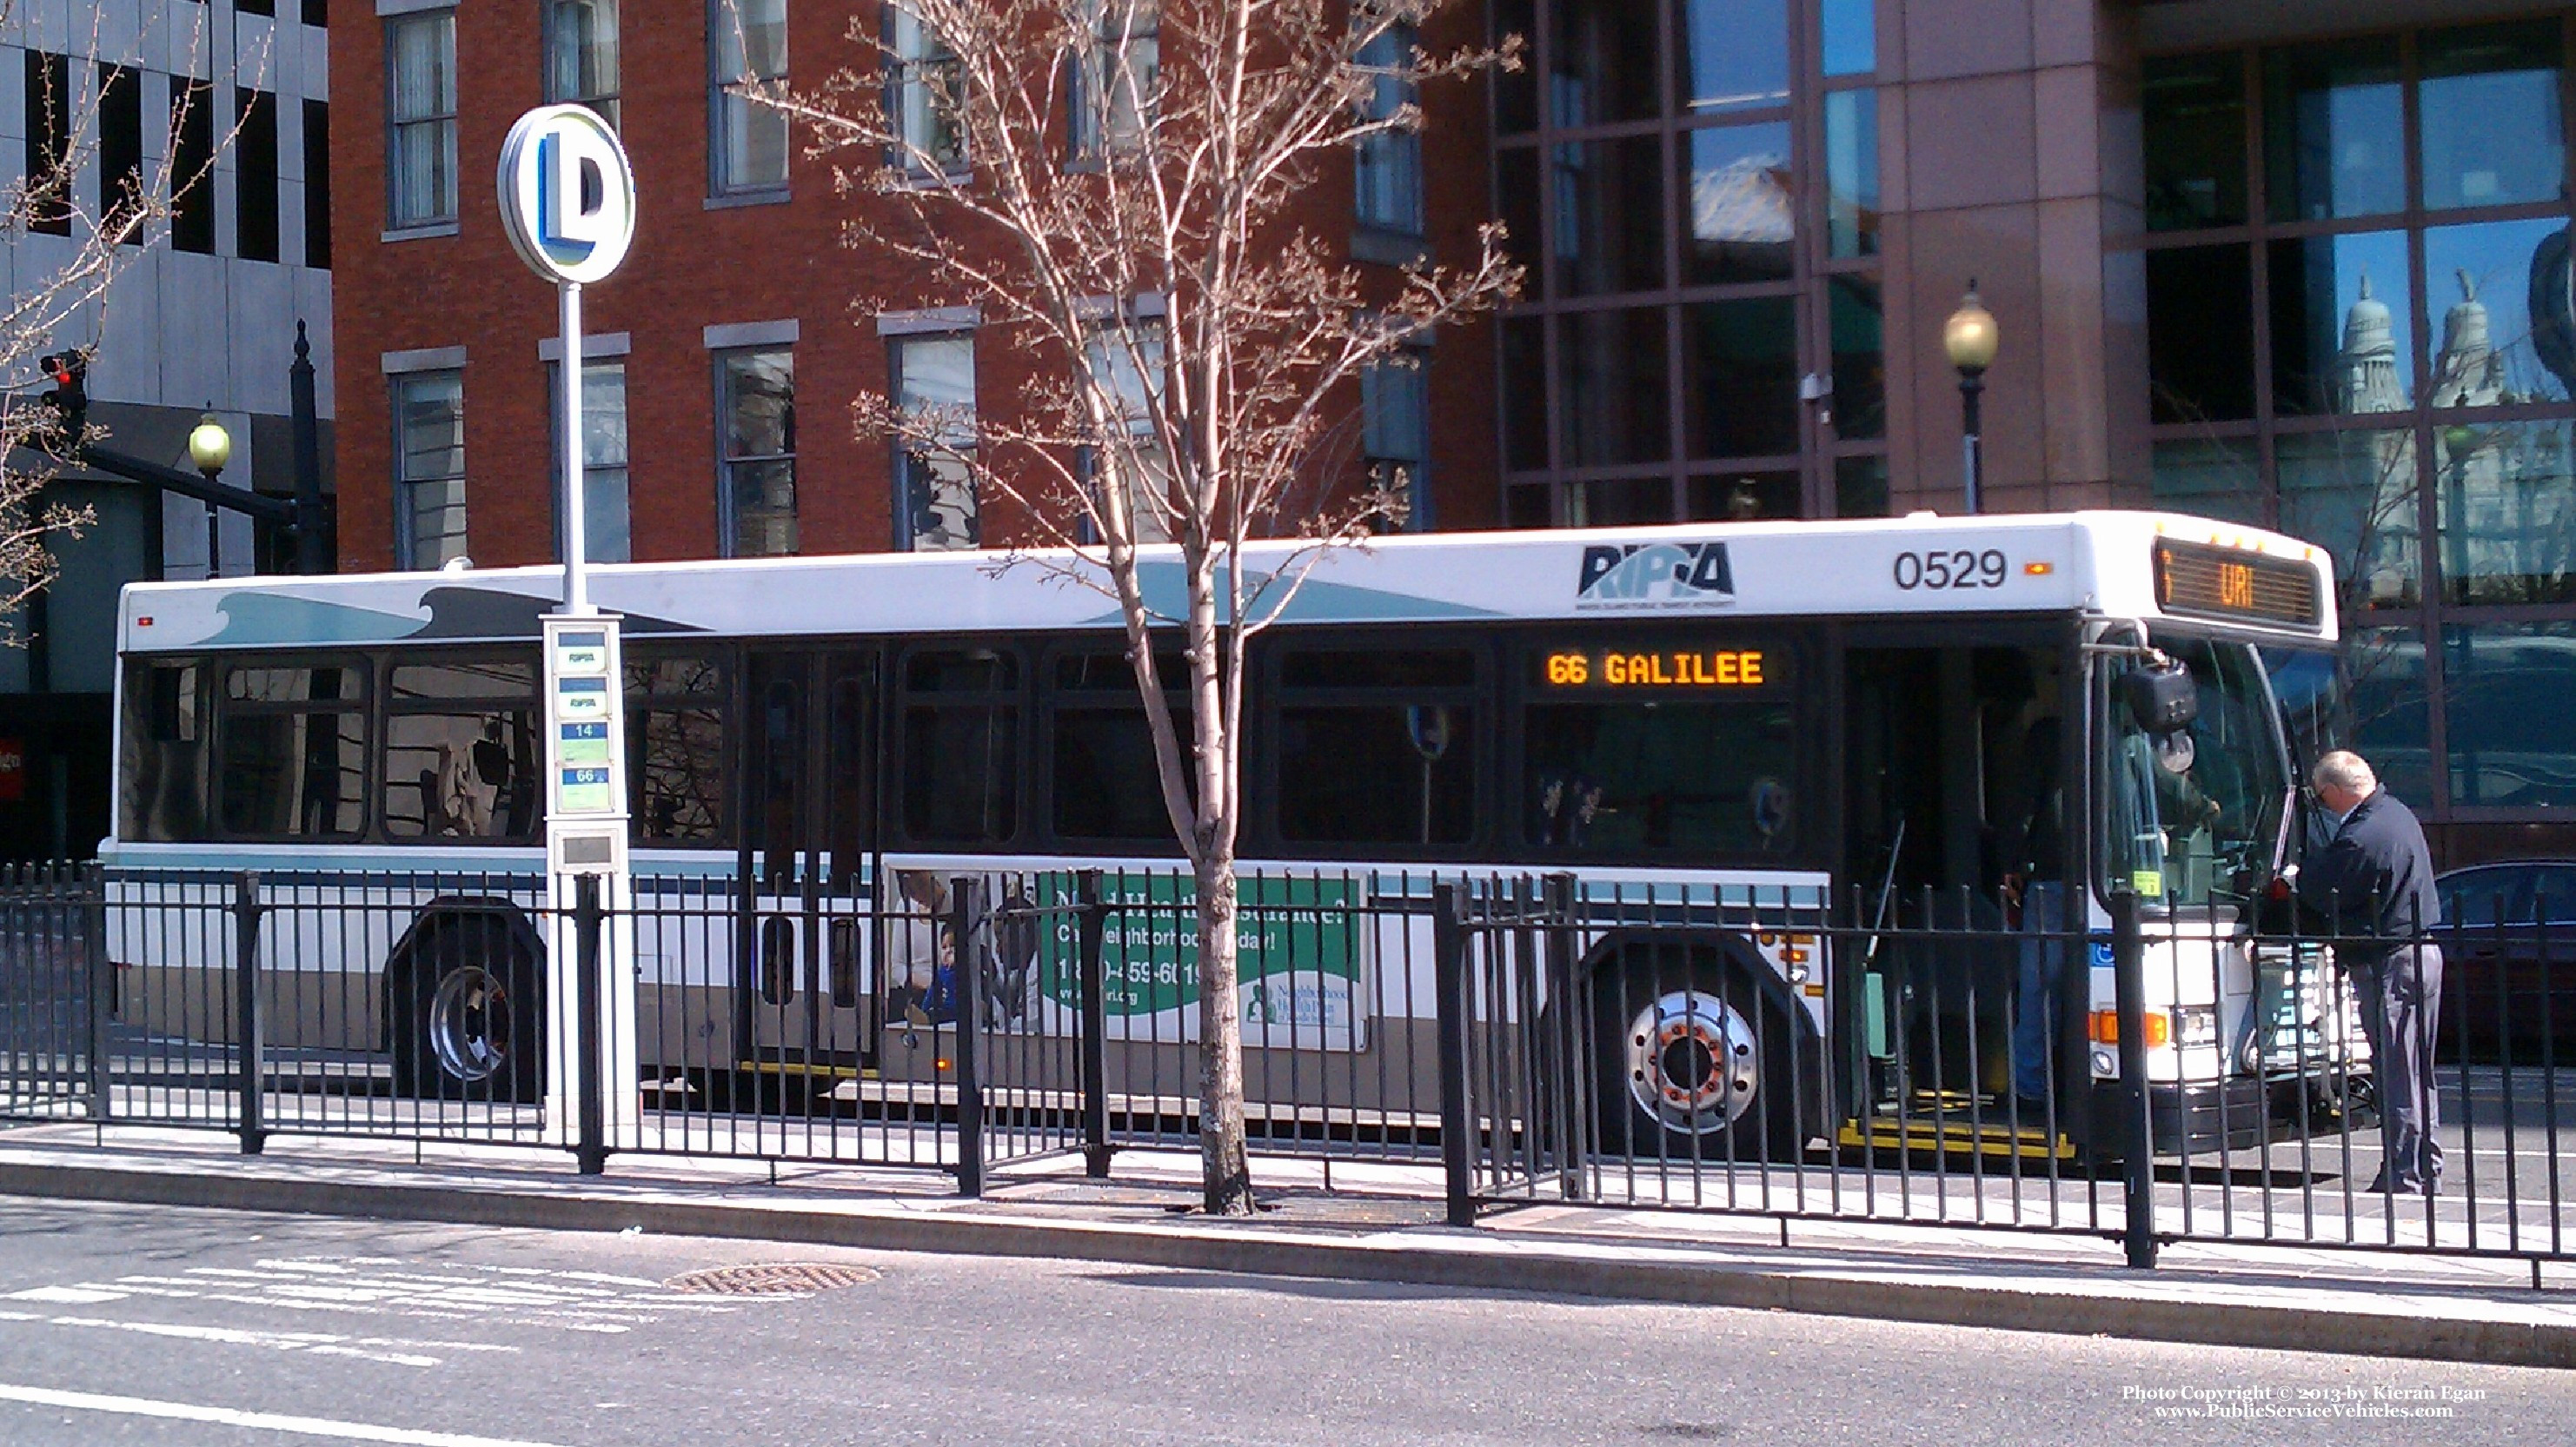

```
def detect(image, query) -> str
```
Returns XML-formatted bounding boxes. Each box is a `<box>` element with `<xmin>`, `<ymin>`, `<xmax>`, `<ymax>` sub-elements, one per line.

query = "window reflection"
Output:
<box><xmin>2278</xmin><ymin>428</ymin><xmax>2420</xmax><ymax>611</ymax></box>
<box><xmin>1686</xmin><ymin>472</ymin><xmax>1796</xmax><ymax>520</ymax></box>
<box><xmin>1550</xmin><ymin>0</ymin><xmax>1659</xmax><ymax>126</ymax></box>
<box><xmin>1682</xmin><ymin>123</ymin><xmax>1791</xmax><ymax>284</ymax></box>
<box><xmin>1568</xmin><ymin>477</ymin><xmax>1675</xmax><ymax>525</ymax></box>
<box><xmin>1819</xmin><ymin>0</ymin><xmax>1873</xmax><ymax>77</ymax></box>
<box><xmin>2144</xmin><ymin>53</ymin><xmax>2247</xmax><ymax>231</ymax></box>
<box><xmin>1823</xmin><ymin>89</ymin><xmax>1876</xmax><ymax>258</ymax></box>
<box><xmin>1504</xmin><ymin>316</ymin><xmax>1549</xmax><ymax>470</ymax></box>
<box><xmin>2347</xmin><ymin>625</ymin><xmax>2431</xmax><ymax>809</ymax></box>
<box><xmin>2267</xmin><ymin>231</ymin><xmax>2412</xmax><ymax>416</ymax></box>
<box><xmin>2436</xmin><ymin>418</ymin><xmax>2576</xmax><ymax>605</ymax></box>
<box><xmin>2420</xmin><ymin>22</ymin><xmax>2565</xmax><ymax>212</ymax></box>
<box><xmin>1553</xmin><ymin>136</ymin><xmax>1665</xmax><ymax>295</ymax></box>
<box><xmin>1828</xmin><ymin>276</ymin><xmax>1883</xmax><ymax>440</ymax></box>
<box><xmin>2425</xmin><ymin>217</ymin><xmax>2573</xmax><ymax>406</ymax></box>
<box><xmin>1676</xmin><ymin>0</ymin><xmax>1788</xmax><ymax>116</ymax></box>
<box><xmin>1683</xmin><ymin>296</ymin><xmax>1797</xmax><ymax>458</ymax></box>
<box><xmin>2264</xmin><ymin>38</ymin><xmax>2403</xmax><ymax>222</ymax></box>
<box><xmin>1559</xmin><ymin>309</ymin><xmax>1671</xmax><ymax>465</ymax></box>
<box><xmin>2148</xmin><ymin>245</ymin><xmax>2254</xmax><ymax>422</ymax></box>
<box><xmin>2442</xmin><ymin>622</ymin><xmax>2576</xmax><ymax>808</ymax></box>
<box><xmin>2151</xmin><ymin>437</ymin><xmax>2265</xmax><ymax>528</ymax></box>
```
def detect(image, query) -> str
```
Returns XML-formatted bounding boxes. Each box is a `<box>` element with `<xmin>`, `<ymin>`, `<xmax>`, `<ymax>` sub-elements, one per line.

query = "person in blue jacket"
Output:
<box><xmin>2297</xmin><ymin>750</ymin><xmax>2444</xmax><ymax>1195</ymax></box>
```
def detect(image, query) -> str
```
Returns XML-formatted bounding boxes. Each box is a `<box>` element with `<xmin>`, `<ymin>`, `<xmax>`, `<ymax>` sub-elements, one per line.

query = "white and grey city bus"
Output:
<box><xmin>104</xmin><ymin>511</ymin><xmax>2354</xmax><ymax>1155</ymax></box>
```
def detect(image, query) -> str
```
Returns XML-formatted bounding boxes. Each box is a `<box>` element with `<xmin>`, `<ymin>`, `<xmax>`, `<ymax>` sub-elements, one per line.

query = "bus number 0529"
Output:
<box><xmin>1892</xmin><ymin>549</ymin><xmax>2008</xmax><ymax>590</ymax></box>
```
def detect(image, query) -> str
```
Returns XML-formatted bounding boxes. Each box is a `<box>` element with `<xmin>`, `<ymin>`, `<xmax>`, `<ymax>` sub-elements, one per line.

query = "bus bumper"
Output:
<box><xmin>2101</xmin><ymin>1073</ymin><xmax>2374</xmax><ymax>1154</ymax></box>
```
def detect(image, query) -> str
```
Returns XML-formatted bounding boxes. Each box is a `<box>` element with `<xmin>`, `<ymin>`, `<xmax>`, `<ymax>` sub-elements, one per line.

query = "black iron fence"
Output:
<box><xmin>3</xmin><ymin>861</ymin><xmax>2570</xmax><ymax>1268</ymax></box>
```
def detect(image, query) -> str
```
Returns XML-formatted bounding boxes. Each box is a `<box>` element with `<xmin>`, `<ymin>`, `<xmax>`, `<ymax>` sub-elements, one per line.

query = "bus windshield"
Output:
<box><xmin>2098</xmin><ymin>636</ymin><xmax>2290</xmax><ymax>912</ymax></box>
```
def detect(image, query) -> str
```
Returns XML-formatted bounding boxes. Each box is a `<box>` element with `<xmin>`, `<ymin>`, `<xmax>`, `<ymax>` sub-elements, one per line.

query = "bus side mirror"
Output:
<box><xmin>2119</xmin><ymin>660</ymin><xmax>2200</xmax><ymax>734</ymax></box>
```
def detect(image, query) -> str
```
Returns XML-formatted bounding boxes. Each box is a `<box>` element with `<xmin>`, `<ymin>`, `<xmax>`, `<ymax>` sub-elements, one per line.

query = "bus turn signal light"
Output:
<box><xmin>2088</xmin><ymin>1010</ymin><xmax>2172</xmax><ymax>1048</ymax></box>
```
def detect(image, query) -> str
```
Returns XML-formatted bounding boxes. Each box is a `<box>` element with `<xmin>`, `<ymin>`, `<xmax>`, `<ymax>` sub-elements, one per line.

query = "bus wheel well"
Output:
<box><xmin>383</xmin><ymin>899</ymin><xmax>546</xmax><ymax>1099</ymax></box>
<box><xmin>1575</xmin><ymin>926</ymin><xmax>1823</xmax><ymax>1143</ymax></box>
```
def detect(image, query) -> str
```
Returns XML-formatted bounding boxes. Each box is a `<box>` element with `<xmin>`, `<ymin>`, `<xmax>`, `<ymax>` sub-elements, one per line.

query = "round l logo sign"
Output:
<box><xmin>497</xmin><ymin>105</ymin><xmax>636</xmax><ymax>286</ymax></box>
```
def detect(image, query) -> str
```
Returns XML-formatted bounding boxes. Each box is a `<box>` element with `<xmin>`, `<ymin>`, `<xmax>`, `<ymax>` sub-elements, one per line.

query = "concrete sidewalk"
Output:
<box><xmin>2</xmin><ymin>1120</ymin><xmax>2572</xmax><ymax>1369</ymax></box>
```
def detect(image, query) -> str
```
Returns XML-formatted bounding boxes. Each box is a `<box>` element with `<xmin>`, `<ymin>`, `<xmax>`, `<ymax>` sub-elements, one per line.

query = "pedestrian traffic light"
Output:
<box><xmin>36</xmin><ymin>352</ymin><xmax>87</xmax><ymax>454</ymax></box>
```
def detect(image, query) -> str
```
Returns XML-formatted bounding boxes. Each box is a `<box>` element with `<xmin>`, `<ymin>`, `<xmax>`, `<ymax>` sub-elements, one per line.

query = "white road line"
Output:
<box><xmin>0</xmin><ymin>1381</ymin><xmax>571</xmax><ymax>1447</ymax></box>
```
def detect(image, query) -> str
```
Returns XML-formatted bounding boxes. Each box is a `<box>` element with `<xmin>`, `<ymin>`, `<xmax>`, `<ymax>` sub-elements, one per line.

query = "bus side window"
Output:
<box><xmin>1272</xmin><ymin>647</ymin><xmax>1480</xmax><ymax>849</ymax></box>
<box><xmin>119</xmin><ymin>662</ymin><xmax>208</xmax><ymax>841</ymax></box>
<box><xmin>217</xmin><ymin>663</ymin><xmax>368</xmax><ymax>839</ymax></box>
<box><xmin>627</xmin><ymin>654</ymin><xmax>727</xmax><ymax>846</ymax></box>
<box><xmin>381</xmin><ymin>657</ymin><xmax>541</xmax><ymax>841</ymax></box>
<box><xmin>900</xmin><ymin>647</ymin><xmax>1022</xmax><ymax>846</ymax></box>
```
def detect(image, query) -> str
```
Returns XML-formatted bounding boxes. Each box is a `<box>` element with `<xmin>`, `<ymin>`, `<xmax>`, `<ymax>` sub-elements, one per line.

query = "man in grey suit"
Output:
<box><xmin>2298</xmin><ymin>751</ymin><xmax>2444</xmax><ymax>1195</ymax></box>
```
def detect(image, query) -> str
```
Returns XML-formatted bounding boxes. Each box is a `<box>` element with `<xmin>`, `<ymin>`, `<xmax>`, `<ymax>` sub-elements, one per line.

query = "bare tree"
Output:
<box><xmin>765</xmin><ymin>0</ymin><xmax>1516</xmax><ymax>1211</ymax></box>
<box><xmin>3</xmin><ymin>4</ymin><xmax>234</xmax><ymax>632</ymax></box>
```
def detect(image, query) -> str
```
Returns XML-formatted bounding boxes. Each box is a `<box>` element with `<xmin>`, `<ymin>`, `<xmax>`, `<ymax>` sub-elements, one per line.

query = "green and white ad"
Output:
<box><xmin>1033</xmin><ymin>873</ymin><xmax>1369</xmax><ymax>1051</ymax></box>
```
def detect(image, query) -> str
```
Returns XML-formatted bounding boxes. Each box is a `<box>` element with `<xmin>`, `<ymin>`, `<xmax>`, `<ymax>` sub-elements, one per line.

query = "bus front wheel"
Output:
<box><xmin>389</xmin><ymin>919</ymin><xmax>542</xmax><ymax>1105</ymax></box>
<box><xmin>1594</xmin><ymin>965</ymin><xmax>1803</xmax><ymax>1163</ymax></box>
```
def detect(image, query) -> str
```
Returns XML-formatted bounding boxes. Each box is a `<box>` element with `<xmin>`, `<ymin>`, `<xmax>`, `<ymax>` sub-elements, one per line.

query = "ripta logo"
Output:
<box><xmin>1575</xmin><ymin>541</ymin><xmax>1736</xmax><ymax>608</ymax></box>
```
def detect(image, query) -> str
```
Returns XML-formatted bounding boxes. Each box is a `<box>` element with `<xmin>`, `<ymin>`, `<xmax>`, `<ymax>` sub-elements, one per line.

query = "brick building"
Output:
<box><xmin>329</xmin><ymin>0</ymin><xmax>2576</xmax><ymax>864</ymax></box>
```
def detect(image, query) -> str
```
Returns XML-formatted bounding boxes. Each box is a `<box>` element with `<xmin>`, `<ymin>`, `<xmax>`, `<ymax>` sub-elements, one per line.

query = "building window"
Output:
<box><xmin>236</xmin><ymin>89</ymin><xmax>281</xmax><ymax>262</ymax></box>
<box><xmin>1071</xmin><ymin>0</ymin><xmax>1158</xmax><ymax>160</ymax></box>
<box><xmin>98</xmin><ymin>64</ymin><xmax>144</xmax><ymax>244</ymax></box>
<box><xmin>1493</xmin><ymin>0</ymin><xmax>1881</xmax><ymax>526</ymax></box>
<box><xmin>303</xmin><ymin>99</ymin><xmax>333</xmax><ymax>268</ymax></box>
<box><xmin>1083</xmin><ymin>319</ymin><xmax>1171</xmax><ymax>541</ymax></box>
<box><xmin>712</xmin><ymin>0</ymin><xmax>789</xmax><ymax>195</ymax></box>
<box><xmin>169</xmin><ymin>79</ymin><xmax>216</xmax><ymax>254</ymax></box>
<box><xmin>892</xmin><ymin>333</ymin><xmax>979</xmax><ymax>551</ymax></box>
<box><xmin>551</xmin><ymin>361</ymin><xmax>632</xmax><ymax>565</ymax></box>
<box><xmin>888</xmin><ymin>3</ymin><xmax>965</xmax><ymax>174</ymax></box>
<box><xmin>385</xmin><ymin>10</ymin><xmax>458</xmax><ymax>229</ymax></box>
<box><xmin>2141</xmin><ymin>19</ymin><xmax>2576</xmax><ymax>825</ymax></box>
<box><xmin>393</xmin><ymin>370</ymin><xmax>468</xmax><ymax>569</ymax></box>
<box><xmin>23</xmin><ymin>51</ymin><xmax>70</xmax><ymax>236</ymax></box>
<box><xmin>718</xmin><ymin>348</ymin><xmax>797</xmax><ymax>556</ymax></box>
<box><xmin>1354</xmin><ymin>17</ymin><xmax>1422</xmax><ymax>238</ymax></box>
<box><xmin>1362</xmin><ymin>347</ymin><xmax>1431</xmax><ymax>528</ymax></box>
<box><xmin>305</xmin><ymin>0</ymin><xmax>329</xmax><ymax>26</ymax></box>
<box><xmin>545</xmin><ymin>0</ymin><xmax>621</xmax><ymax>128</ymax></box>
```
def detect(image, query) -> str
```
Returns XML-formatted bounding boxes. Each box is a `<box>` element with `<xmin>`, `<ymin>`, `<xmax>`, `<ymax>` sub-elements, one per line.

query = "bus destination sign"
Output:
<box><xmin>2152</xmin><ymin>540</ymin><xmax>2323</xmax><ymax>628</ymax></box>
<box><xmin>1539</xmin><ymin>645</ymin><xmax>1774</xmax><ymax>689</ymax></box>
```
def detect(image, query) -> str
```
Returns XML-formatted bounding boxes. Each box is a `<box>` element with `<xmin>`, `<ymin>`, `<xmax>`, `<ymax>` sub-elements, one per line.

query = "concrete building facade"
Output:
<box><xmin>4</xmin><ymin>0</ymin><xmax>335</xmax><ymax>859</ymax></box>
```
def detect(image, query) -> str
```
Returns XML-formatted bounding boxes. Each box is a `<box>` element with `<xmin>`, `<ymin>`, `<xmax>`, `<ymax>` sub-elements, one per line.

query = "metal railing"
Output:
<box><xmin>4</xmin><ymin>861</ymin><xmax>2569</xmax><ymax>1268</ymax></box>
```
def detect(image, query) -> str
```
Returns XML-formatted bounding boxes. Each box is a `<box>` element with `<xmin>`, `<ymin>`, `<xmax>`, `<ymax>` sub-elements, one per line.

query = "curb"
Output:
<box><xmin>2</xmin><ymin>1158</ymin><xmax>2568</xmax><ymax>1370</ymax></box>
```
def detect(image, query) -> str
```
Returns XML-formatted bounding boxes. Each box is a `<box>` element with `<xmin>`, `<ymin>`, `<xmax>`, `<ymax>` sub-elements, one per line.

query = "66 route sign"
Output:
<box><xmin>497</xmin><ymin>104</ymin><xmax>635</xmax><ymax>286</ymax></box>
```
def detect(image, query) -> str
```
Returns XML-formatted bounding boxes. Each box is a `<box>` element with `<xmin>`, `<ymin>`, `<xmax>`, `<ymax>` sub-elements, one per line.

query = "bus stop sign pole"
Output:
<box><xmin>499</xmin><ymin>104</ymin><xmax>640</xmax><ymax>1151</ymax></box>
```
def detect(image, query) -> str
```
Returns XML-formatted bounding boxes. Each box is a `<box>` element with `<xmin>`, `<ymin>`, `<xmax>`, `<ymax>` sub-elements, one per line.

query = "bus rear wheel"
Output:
<box><xmin>1594</xmin><ymin>966</ymin><xmax>1802</xmax><ymax>1163</ymax></box>
<box><xmin>391</xmin><ymin>920</ymin><xmax>541</xmax><ymax>1105</ymax></box>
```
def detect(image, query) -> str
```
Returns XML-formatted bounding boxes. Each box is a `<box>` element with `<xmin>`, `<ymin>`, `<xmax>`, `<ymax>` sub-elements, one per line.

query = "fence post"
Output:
<box><xmin>233</xmin><ymin>871</ymin><xmax>265</xmax><ymax>1156</ymax></box>
<box><xmin>1432</xmin><ymin>881</ymin><xmax>1475</xmax><ymax>1228</ymax></box>
<box><xmin>1077</xmin><ymin>869</ymin><xmax>1112</xmax><ymax>1178</ymax></box>
<box><xmin>574</xmin><ymin>875</ymin><xmax>608</xmax><ymax>1177</ymax></box>
<box><xmin>2111</xmin><ymin>888</ymin><xmax>2159</xmax><ymax>1269</ymax></box>
<box><xmin>83</xmin><ymin>863</ymin><xmax>110</xmax><ymax>1124</ymax></box>
<box><xmin>952</xmin><ymin>876</ymin><xmax>986</xmax><ymax>1198</ymax></box>
<box><xmin>1542</xmin><ymin>873</ymin><xmax>1585</xmax><ymax>1202</ymax></box>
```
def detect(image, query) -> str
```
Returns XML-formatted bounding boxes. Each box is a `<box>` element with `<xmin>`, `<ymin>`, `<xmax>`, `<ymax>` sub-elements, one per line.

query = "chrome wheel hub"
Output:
<box><xmin>428</xmin><ymin>966</ymin><xmax>511</xmax><ymax>1083</ymax></box>
<box><xmin>1625</xmin><ymin>990</ymin><xmax>1759</xmax><ymax>1134</ymax></box>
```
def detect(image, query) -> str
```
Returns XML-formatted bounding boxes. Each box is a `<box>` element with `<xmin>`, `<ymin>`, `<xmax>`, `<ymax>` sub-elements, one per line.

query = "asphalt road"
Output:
<box><xmin>0</xmin><ymin>1198</ymin><xmax>2567</xmax><ymax>1446</ymax></box>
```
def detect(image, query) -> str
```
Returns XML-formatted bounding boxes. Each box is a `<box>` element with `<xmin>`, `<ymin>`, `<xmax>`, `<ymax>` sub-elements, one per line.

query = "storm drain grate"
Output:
<box><xmin>662</xmin><ymin>1263</ymin><xmax>880</xmax><ymax>1296</ymax></box>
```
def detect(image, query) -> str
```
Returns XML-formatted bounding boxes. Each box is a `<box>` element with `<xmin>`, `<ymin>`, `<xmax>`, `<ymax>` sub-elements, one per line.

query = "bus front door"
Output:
<box><xmin>739</xmin><ymin>648</ymin><xmax>880</xmax><ymax>1090</ymax></box>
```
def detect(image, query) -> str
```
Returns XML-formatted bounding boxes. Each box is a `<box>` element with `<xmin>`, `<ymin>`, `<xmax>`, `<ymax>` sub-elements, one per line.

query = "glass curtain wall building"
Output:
<box><xmin>1493</xmin><ymin>0</ymin><xmax>1887</xmax><ymax>527</ymax></box>
<box><xmin>2142</xmin><ymin>14</ymin><xmax>2576</xmax><ymax>832</ymax></box>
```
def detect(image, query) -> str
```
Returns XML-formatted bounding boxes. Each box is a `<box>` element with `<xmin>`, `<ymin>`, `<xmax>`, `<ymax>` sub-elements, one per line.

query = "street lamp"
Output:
<box><xmin>188</xmin><ymin>410</ymin><xmax>232</xmax><ymax>576</ymax></box>
<box><xmin>1943</xmin><ymin>282</ymin><xmax>2000</xmax><ymax>514</ymax></box>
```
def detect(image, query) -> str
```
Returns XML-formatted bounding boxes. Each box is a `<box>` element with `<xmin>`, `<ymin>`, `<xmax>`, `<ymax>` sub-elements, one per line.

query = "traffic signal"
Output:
<box><xmin>36</xmin><ymin>352</ymin><xmax>87</xmax><ymax>453</ymax></box>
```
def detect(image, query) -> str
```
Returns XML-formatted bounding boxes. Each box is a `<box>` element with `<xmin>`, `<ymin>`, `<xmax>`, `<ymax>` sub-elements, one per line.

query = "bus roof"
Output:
<box><xmin>118</xmin><ymin>510</ymin><xmax>2339</xmax><ymax>654</ymax></box>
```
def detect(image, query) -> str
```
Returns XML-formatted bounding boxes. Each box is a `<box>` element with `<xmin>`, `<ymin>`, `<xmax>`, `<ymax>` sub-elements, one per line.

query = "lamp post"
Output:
<box><xmin>1943</xmin><ymin>282</ymin><xmax>2000</xmax><ymax>514</ymax></box>
<box><xmin>187</xmin><ymin>411</ymin><xmax>233</xmax><ymax>576</ymax></box>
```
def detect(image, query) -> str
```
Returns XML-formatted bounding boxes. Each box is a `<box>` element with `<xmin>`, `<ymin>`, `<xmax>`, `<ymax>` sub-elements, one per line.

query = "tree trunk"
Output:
<box><xmin>1195</xmin><ymin>852</ymin><xmax>1254</xmax><ymax>1214</ymax></box>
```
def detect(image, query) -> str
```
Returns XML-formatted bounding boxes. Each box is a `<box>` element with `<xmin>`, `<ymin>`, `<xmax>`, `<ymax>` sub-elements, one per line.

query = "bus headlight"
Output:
<box><xmin>2173</xmin><ymin>1005</ymin><xmax>2219</xmax><ymax>1049</ymax></box>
